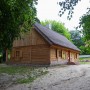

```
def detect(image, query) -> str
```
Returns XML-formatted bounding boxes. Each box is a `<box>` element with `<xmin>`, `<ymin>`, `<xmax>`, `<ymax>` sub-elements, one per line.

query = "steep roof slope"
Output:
<box><xmin>34</xmin><ymin>22</ymin><xmax>80</xmax><ymax>51</ymax></box>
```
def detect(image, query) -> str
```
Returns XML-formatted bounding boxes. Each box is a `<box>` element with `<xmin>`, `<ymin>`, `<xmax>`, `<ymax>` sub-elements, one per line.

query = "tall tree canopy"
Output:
<box><xmin>70</xmin><ymin>30</ymin><xmax>84</xmax><ymax>48</ymax></box>
<box><xmin>0</xmin><ymin>0</ymin><xmax>37</xmax><ymax>62</ymax></box>
<box><xmin>0</xmin><ymin>0</ymin><xmax>37</xmax><ymax>50</ymax></box>
<box><xmin>79</xmin><ymin>13</ymin><xmax>90</xmax><ymax>54</ymax></box>
<box><xmin>69</xmin><ymin>30</ymin><xmax>88</xmax><ymax>54</ymax></box>
<box><xmin>41</xmin><ymin>20</ymin><xmax>71</xmax><ymax>40</ymax></box>
<box><xmin>80</xmin><ymin>14</ymin><xmax>90</xmax><ymax>41</ymax></box>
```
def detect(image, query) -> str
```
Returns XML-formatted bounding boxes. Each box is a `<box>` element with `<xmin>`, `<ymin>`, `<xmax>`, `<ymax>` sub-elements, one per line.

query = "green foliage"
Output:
<box><xmin>80</xmin><ymin>14</ymin><xmax>90</xmax><ymax>41</ymax></box>
<box><xmin>79</xmin><ymin>14</ymin><xmax>90</xmax><ymax>54</ymax></box>
<box><xmin>79</xmin><ymin>46</ymin><xmax>90</xmax><ymax>55</ymax></box>
<box><xmin>41</xmin><ymin>20</ymin><xmax>71</xmax><ymax>40</ymax></box>
<box><xmin>0</xmin><ymin>0</ymin><xmax>37</xmax><ymax>50</ymax></box>
<box><xmin>70</xmin><ymin>30</ymin><xmax>84</xmax><ymax>47</ymax></box>
<box><xmin>58</xmin><ymin>0</ymin><xmax>81</xmax><ymax>19</ymax></box>
<box><xmin>70</xmin><ymin>30</ymin><xmax>90</xmax><ymax>54</ymax></box>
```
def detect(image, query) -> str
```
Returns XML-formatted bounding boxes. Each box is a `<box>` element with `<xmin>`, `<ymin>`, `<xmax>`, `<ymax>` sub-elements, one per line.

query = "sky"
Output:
<box><xmin>36</xmin><ymin>0</ymin><xmax>90</xmax><ymax>30</ymax></box>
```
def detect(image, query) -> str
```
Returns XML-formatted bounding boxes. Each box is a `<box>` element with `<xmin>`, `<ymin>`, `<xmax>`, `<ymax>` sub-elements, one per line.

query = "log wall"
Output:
<box><xmin>50</xmin><ymin>46</ymin><xmax>79</xmax><ymax>64</ymax></box>
<box><xmin>10</xmin><ymin>28</ymin><xmax>50</xmax><ymax>65</ymax></box>
<box><xmin>31</xmin><ymin>45</ymin><xmax>50</xmax><ymax>65</ymax></box>
<box><xmin>10</xmin><ymin>46</ymin><xmax>31</xmax><ymax>64</ymax></box>
<box><xmin>10</xmin><ymin>45</ymin><xmax>50</xmax><ymax>65</ymax></box>
<box><xmin>13</xmin><ymin>28</ymin><xmax>48</xmax><ymax>47</ymax></box>
<box><xmin>50</xmin><ymin>48</ymin><xmax>57</xmax><ymax>61</ymax></box>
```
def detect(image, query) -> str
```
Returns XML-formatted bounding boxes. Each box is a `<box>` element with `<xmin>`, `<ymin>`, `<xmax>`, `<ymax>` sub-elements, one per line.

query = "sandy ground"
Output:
<box><xmin>2</xmin><ymin>65</ymin><xmax>90</xmax><ymax>90</ymax></box>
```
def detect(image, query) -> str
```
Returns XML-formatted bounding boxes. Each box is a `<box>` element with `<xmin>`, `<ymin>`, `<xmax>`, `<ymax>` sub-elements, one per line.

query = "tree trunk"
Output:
<box><xmin>2</xmin><ymin>49</ymin><xmax>6</xmax><ymax>62</ymax></box>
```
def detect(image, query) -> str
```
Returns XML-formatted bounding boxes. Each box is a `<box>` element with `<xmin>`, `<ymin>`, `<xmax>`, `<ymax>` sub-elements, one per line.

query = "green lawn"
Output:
<box><xmin>80</xmin><ymin>62</ymin><xmax>90</xmax><ymax>64</ymax></box>
<box><xmin>0</xmin><ymin>65</ymin><xmax>33</xmax><ymax>74</ymax></box>
<box><xmin>79</xmin><ymin>57</ymin><xmax>90</xmax><ymax>64</ymax></box>
<box><xmin>79</xmin><ymin>57</ymin><xmax>90</xmax><ymax>61</ymax></box>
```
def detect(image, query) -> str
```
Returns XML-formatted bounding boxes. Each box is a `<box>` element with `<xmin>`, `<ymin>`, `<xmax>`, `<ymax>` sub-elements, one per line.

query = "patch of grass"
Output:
<box><xmin>80</xmin><ymin>62</ymin><xmax>90</xmax><ymax>64</ymax></box>
<box><xmin>0</xmin><ymin>66</ymin><xmax>34</xmax><ymax>75</ymax></box>
<box><xmin>79</xmin><ymin>57</ymin><xmax>90</xmax><ymax>64</ymax></box>
<box><xmin>37</xmin><ymin>69</ymin><xmax>48</xmax><ymax>75</ymax></box>
<box><xmin>17</xmin><ymin>70</ymin><xmax>48</xmax><ymax>84</ymax></box>
<box><xmin>17</xmin><ymin>77</ymin><xmax>35</xmax><ymax>84</ymax></box>
<box><xmin>79</xmin><ymin>57</ymin><xmax>90</xmax><ymax>61</ymax></box>
<box><xmin>16</xmin><ymin>69</ymin><xmax>48</xmax><ymax>84</ymax></box>
<box><xmin>0</xmin><ymin>65</ymin><xmax>48</xmax><ymax>84</ymax></box>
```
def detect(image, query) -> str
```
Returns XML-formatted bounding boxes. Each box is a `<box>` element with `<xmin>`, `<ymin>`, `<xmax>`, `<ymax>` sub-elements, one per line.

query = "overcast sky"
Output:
<box><xmin>36</xmin><ymin>0</ymin><xmax>90</xmax><ymax>30</ymax></box>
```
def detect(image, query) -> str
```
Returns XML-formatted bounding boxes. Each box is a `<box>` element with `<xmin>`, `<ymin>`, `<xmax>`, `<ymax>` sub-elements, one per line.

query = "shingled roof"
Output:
<box><xmin>34</xmin><ymin>22</ymin><xmax>80</xmax><ymax>52</ymax></box>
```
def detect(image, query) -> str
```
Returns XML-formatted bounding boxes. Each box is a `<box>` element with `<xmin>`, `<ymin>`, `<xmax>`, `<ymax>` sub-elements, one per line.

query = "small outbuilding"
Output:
<box><xmin>10</xmin><ymin>22</ymin><xmax>80</xmax><ymax>65</ymax></box>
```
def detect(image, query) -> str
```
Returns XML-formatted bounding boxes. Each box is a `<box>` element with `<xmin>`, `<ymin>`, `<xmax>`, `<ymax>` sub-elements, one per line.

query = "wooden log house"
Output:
<box><xmin>10</xmin><ymin>22</ymin><xmax>80</xmax><ymax>65</ymax></box>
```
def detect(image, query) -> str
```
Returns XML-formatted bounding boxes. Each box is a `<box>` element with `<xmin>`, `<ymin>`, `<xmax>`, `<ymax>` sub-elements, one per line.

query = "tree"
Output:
<box><xmin>58</xmin><ymin>0</ymin><xmax>81</xmax><ymax>19</ymax></box>
<box><xmin>80</xmin><ymin>14</ymin><xmax>90</xmax><ymax>41</ymax></box>
<box><xmin>69</xmin><ymin>30</ymin><xmax>87</xmax><ymax>54</ymax></box>
<box><xmin>58</xmin><ymin>0</ymin><xmax>90</xmax><ymax>54</ymax></box>
<box><xmin>0</xmin><ymin>0</ymin><xmax>37</xmax><ymax>62</ymax></box>
<box><xmin>41</xmin><ymin>20</ymin><xmax>71</xmax><ymax>40</ymax></box>
<box><xmin>70</xmin><ymin>30</ymin><xmax>84</xmax><ymax>48</ymax></box>
<box><xmin>80</xmin><ymin>45</ymin><xmax>90</xmax><ymax>55</ymax></box>
<box><xmin>79</xmin><ymin>14</ymin><xmax>90</xmax><ymax>54</ymax></box>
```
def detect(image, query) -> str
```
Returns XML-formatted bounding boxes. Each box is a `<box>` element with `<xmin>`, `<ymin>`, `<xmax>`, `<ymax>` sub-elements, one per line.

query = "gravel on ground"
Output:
<box><xmin>1</xmin><ymin>65</ymin><xmax>90</xmax><ymax>90</ymax></box>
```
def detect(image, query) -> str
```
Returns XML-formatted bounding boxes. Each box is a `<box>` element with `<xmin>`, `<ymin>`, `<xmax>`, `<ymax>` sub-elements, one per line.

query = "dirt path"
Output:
<box><xmin>4</xmin><ymin>65</ymin><xmax>90</xmax><ymax>90</ymax></box>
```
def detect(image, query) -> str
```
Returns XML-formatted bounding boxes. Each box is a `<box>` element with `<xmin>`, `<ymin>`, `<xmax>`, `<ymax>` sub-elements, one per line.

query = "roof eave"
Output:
<box><xmin>52</xmin><ymin>43</ymin><xmax>80</xmax><ymax>53</ymax></box>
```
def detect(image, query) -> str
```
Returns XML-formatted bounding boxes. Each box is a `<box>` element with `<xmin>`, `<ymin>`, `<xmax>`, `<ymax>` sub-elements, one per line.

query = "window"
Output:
<box><xmin>16</xmin><ymin>51</ymin><xmax>20</xmax><ymax>57</ymax></box>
